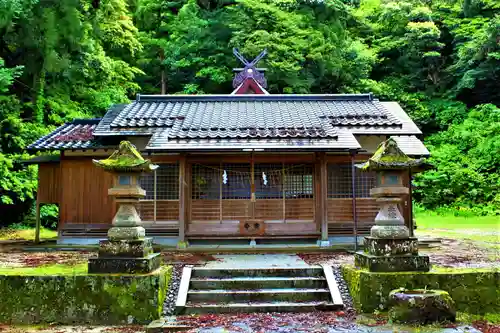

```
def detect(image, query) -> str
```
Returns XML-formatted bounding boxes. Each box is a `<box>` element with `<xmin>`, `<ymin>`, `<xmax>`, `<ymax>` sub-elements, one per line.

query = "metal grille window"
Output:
<box><xmin>221</xmin><ymin>164</ymin><xmax>251</xmax><ymax>199</ymax></box>
<box><xmin>138</xmin><ymin>163</ymin><xmax>179</xmax><ymax>222</ymax></box>
<box><xmin>255</xmin><ymin>163</ymin><xmax>283</xmax><ymax>199</ymax></box>
<box><xmin>284</xmin><ymin>165</ymin><xmax>313</xmax><ymax>199</ymax></box>
<box><xmin>255</xmin><ymin>164</ymin><xmax>314</xmax><ymax>199</ymax></box>
<box><xmin>192</xmin><ymin>164</ymin><xmax>221</xmax><ymax>200</ymax></box>
<box><xmin>139</xmin><ymin>164</ymin><xmax>179</xmax><ymax>200</ymax></box>
<box><xmin>327</xmin><ymin>163</ymin><xmax>376</xmax><ymax>198</ymax></box>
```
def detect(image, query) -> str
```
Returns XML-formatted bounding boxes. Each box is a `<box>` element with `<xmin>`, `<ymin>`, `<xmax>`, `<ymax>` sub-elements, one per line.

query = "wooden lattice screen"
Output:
<box><xmin>190</xmin><ymin>163</ymin><xmax>314</xmax><ymax>223</ymax></box>
<box><xmin>138</xmin><ymin>163</ymin><xmax>179</xmax><ymax>222</ymax></box>
<box><xmin>326</xmin><ymin>163</ymin><xmax>378</xmax><ymax>224</ymax></box>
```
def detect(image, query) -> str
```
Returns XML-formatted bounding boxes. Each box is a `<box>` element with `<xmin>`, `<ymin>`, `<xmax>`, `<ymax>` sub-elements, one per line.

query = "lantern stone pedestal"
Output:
<box><xmin>87</xmin><ymin>141</ymin><xmax>161</xmax><ymax>274</ymax></box>
<box><xmin>354</xmin><ymin>138</ymin><xmax>429</xmax><ymax>272</ymax></box>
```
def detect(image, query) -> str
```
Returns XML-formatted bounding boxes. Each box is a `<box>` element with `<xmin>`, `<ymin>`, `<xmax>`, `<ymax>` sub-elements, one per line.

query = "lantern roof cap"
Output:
<box><xmin>357</xmin><ymin>138</ymin><xmax>425</xmax><ymax>171</ymax></box>
<box><xmin>93</xmin><ymin>141</ymin><xmax>158</xmax><ymax>173</ymax></box>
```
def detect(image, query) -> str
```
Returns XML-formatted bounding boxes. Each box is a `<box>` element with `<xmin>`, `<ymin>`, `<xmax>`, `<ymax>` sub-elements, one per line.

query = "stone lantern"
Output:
<box><xmin>354</xmin><ymin>138</ymin><xmax>429</xmax><ymax>272</ymax></box>
<box><xmin>88</xmin><ymin>141</ymin><xmax>161</xmax><ymax>274</ymax></box>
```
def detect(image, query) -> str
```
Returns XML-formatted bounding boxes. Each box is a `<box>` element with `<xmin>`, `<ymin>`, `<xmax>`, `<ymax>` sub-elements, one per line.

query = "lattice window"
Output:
<box><xmin>221</xmin><ymin>164</ymin><xmax>251</xmax><ymax>199</ymax></box>
<box><xmin>140</xmin><ymin>171</ymin><xmax>155</xmax><ymax>200</ymax></box>
<box><xmin>139</xmin><ymin>164</ymin><xmax>179</xmax><ymax>200</ymax></box>
<box><xmin>192</xmin><ymin>164</ymin><xmax>221</xmax><ymax>200</ymax></box>
<box><xmin>327</xmin><ymin>163</ymin><xmax>376</xmax><ymax>198</ymax></box>
<box><xmin>284</xmin><ymin>165</ymin><xmax>314</xmax><ymax>199</ymax></box>
<box><xmin>255</xmin><ymin>163</ymin><xmax>283</xmax><ymax>199</ymax></box>
<box><xmin>254</xmin><ymin>164</ymin><xmax>314</xmax><ymax>199</ymax></box>
<box><xmin>156</xmin><ymin>164</ymin><xmax>179</xmax><ymax>200</ymax></box>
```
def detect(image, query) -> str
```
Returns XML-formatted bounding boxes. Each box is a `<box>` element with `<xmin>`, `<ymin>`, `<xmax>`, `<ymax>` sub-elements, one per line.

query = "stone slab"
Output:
<box><xmin>88</xmin><ymin>253</ymin><xmax>161</xmax><ymax>274</ymax></box>
<box><xmin>98</xmin><ymin>238</ymin><xmax>154</xmax><ymax>258</ymax></box>
<box><xmin>354</xmin><ymin>252</ymin><xmax>430</xmax><ymax>272</ymax></box>
<box><xmin>364</xmin><ymin>237</ymin><xmax>419</xmax><ymax>256</ymax></box>
<box><xmin>203</xmin><ymin>254</ymin><xmax>309</xmax><ymax>269</ymax></box>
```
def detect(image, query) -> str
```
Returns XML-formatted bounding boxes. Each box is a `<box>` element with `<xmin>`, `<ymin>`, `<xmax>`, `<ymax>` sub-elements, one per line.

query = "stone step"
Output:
<box><xmin>183</xmin><ymin>301</ymin><xmax>341</xmax><ymax>314</ymax></box>
<box><xmin>190</xmin><ymin>276</ymin><xmax>327</xmax><ymax>290</ymax></box>
<box><xmin>190</xmin><ymin>267</ymin><xmax>323</xmax><ymax>278</ymax></box>
<box><xmin>146</xmin><ymin>319</ymin><xmax>192</xmax><ymax>333</ymax></box>
<box><xmin>187</xmin><ymin>288</ymin><xmax>331</xmax><ymax>302</ymax></box>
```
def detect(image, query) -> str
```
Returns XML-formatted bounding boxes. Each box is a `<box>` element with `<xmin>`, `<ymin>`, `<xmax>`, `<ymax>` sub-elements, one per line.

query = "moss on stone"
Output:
<box><xmin>388</xmin><ymin>288</ymin><xmax>456</xmax><ymax>324</ymax></box>
<box><xmin>0</xmin><ymin>266</ymin><xmax>172</xmax><ymax>325</ymax></box>
<box><xmin>93</xmin><ymin>141</ymin><xmax>157</xmax><ymax>173</ymax></box>
<box><xmin>0</xmin><ymin>263</ymin><xmax>88</xmax><ymax>276</ymax></box>
<box><xmin>342</xmin><ymin>265</ymin><xmax>500</xmax><ymax>314</ymax></box>
<box><xmin>357</xmin><ymin>138</ymin><xmax>425</xmax><ymax>170</ymax></box>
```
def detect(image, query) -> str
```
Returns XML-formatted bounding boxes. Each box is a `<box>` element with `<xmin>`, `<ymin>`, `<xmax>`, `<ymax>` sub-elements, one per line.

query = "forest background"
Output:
<box><xmin>0</xmin><ymin>0</ymin><xmax>498</xmax><ymax>227</ymax></box>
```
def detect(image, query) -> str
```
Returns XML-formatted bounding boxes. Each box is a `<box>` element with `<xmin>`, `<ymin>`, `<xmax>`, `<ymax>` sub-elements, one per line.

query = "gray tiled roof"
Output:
<box><xmin>27</xmin><ymin>119</ymin><xmax>104</xmax><ymax>150</ymax></box>
<box><xmin>146</xmin><ymin>129</ymin><xmax>361</xmax><ymax>151</ymax></box>
<box><xmin>29</xmin><ymin>94</ymin><xmax>428</xmax><ymax>154</ymax></box>
<box><xmin>94</xmin><ymin>94</ymin><xmax>402</xmax><ymax>140</ymax></box>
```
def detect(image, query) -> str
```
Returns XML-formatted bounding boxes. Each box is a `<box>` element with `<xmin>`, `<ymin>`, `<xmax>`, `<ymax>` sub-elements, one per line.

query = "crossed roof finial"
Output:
<box><xmin>232</xmin><ymin>48</ymin><xmax>268</xmax><ymax>89</ymax></box>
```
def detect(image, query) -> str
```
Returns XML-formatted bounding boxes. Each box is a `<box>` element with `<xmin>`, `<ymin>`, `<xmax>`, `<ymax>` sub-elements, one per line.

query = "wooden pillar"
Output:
<box><xmin>319</xmin><ymin>153</ymin><xmax>328</xmax><ymax>242</ymax></box>
<box><xmin>408</xmin><ymin>168</ymin><xmax>414</xmax><ymax>237</ymax></box>
<box><xmin>178</xmin><ymin>155</ymin><xmax>187</xmax><ymax>243</ymax></box>
<box><xmin>250</xmin><ymin>153</ymin><xmax>255</xmax><ymax>219</ymax></box>
<box><xmin>35</xmin><ymin>200</ymin><xmax>41</xmax><ymax>244</ymax></box>
<box><xmin>350</xmin><ymin>151</ymin><xmax>358</xmax><ymax>251</ymax></box>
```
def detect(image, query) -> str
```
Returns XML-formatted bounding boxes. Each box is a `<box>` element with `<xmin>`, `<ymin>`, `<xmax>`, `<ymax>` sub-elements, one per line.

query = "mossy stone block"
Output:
<box><xmin>388</xmin><ymin>288</ymin><xmax>456</xmax><ymax>324</ymax></box>
<box><xmin>355</xmin><ymin>252</ymin><xmax>430</xmax><ymax>272</ymax></box>
<box><xmin>342</xmin><ymin>266</ymin><xmax>500</xmax><ymax>314</ymax></box>
<box><xmin>0</xmin><ymin>266</ymin><xmax>172</xmax><ymax>325</ymax></box>
<box><xmin>98</xmin><ymin>238</ymin><xmax>154</xmax><ymax>258</ymax></box>
<box><xmin>88</xmin><ymin>253</ymin><xmax>161</xmax><ymax>274</ymax></box>
<box><xmin>364</xmin><ymin>237</ymin><xmax>418</xmax><ymax>256</ymax></box>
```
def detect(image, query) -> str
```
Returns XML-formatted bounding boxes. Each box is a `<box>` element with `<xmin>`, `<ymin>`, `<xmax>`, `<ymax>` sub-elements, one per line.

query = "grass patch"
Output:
<box><xmin>415</xmin><ymin>209</ymin><xmax>499</xmax><ymax>230</ymax></box>
<box><xmin>0</xmin><ymin>263</ymin><xmax>88</xmax><ymax>276</ymax></box>
<box><xmin>414</xmin><ymin>209</ymin><xmax>499</xmax><ymax>245</ymax></box>
<box><xmin>457</xmin><ymin>312</ymin><xmax>500</xmax><ymax>324</ymax></box>
<box><xmin>0</xmin><ymin>227</ymin><xmax>58</xmax><ymax>241</ymax></box>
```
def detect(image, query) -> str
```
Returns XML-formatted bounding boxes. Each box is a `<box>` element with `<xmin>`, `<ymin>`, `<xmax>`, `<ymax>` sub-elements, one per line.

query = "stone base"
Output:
<box><xmin>364</xmin><ymin>237</ymin><xmax>418</xmax><ymax>256</ymax></box>
<box><xmin>88</xmin><ymin>253</ymin><xmax>161</xmax><ymax>274</ymax></box>
<box><xmin>370</xmin><ymin>225</ymin><xmax>409</xmax><ymax>238</ymax></box>
<box><xmin>389</xmin><ymin>288</ymin><xmax>456</xmax><ymax>324</ymax></box>
<box><xmin>108</xmin><ymin>226</ymin><xmax>146</xmax><ymax>241</ymax></box>
<box><xmin>355</xmin><ymin>252</ymin><xmax>430</xmax><ymax>272</ymax></box>
<box><xmin>98</xmin><ymin>238</ymin><xmax>154</xmax><ymax>258</ymax></box>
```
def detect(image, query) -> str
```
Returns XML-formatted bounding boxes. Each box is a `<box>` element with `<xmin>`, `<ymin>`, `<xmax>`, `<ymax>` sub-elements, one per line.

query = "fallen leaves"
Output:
<box><xmin>177</xmin><ymin>311</ymin><xmax>354</xmax><ymax>332</ymax></box>
<box><xmin>161</xmin><ymin>252</ymin><xmax>220</xmax><ymax>265</ymax></box>
<box><xmin>0</xmin><ymin>251</ymin><xmax>91</xmax><ymax>268</ymax></box>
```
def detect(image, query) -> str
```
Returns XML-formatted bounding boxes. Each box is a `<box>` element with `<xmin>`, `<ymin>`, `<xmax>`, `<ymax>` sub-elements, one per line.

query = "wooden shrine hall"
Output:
<box><xmin>26</xmin><ymin>49</ymin><xmax>429</xmax><ymax>246</ymax></box>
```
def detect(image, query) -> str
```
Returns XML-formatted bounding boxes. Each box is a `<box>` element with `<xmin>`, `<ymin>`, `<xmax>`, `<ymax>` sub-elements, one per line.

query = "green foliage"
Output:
<box><xmin>414</xmin><ymin>104</ymin><xmax>500</xmax><ymax>213</ymax></box>
<box><xmin>40</xmin><ymin>204</ymin><xmax>59</xmax><ymax>229</ymax></box>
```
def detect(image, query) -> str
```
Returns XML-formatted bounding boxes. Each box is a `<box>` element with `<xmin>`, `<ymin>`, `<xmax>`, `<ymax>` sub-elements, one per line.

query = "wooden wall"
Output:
<box><xmin>52</xmin><ymin>152</ymin><xmax>413</xmax><ymax>237</ymax></box>
<box><xmin>37</xmin><ymin>163</ymin><xmax>61</xmax><ymax>204</ymax></box>
<box><xmin>59</xmin><ymin>158</ymin><xmax>115</xmax><ymax>228</ymax></box>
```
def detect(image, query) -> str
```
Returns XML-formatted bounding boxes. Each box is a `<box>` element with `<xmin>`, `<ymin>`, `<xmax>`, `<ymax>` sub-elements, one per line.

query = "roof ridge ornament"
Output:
<box><xmin>232</xmin><ymin>48</ymin><xmax>268</xmax><ymax>94</ymax></box>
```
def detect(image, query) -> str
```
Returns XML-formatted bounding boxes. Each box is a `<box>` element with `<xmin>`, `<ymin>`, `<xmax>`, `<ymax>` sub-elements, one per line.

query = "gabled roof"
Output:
<box><xmin>27</xmin><ymin>93</ymin><xmax>429</xmax><ymax>155</ymax></box>
<box><xmin>27</xmin><ymin>118</ymin><xmax>105</xmax><ymax>151</ymax></box>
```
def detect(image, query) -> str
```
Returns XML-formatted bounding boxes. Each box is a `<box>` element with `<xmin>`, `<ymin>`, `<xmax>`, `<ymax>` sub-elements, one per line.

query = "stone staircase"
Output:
<box><xmin>175</xmin><ymin>266</ymin><xmax>344</xmax><ymax>314</ymax></box>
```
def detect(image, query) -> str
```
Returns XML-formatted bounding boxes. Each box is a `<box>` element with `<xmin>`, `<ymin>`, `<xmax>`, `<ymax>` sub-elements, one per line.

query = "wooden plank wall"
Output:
<box><xmin>137</xmin><ymin>200</ymin><xmax>179</xmax><ymax>221</ymax></box>
<box><xmin>59</xmin><ymin>158</ymin><xmax>115</xmax><ymax>227</ymax></box>
<box><xmin>37</xmin><ymin>163</ymin><xmax>61</xmax><ymax>204</ymax></box>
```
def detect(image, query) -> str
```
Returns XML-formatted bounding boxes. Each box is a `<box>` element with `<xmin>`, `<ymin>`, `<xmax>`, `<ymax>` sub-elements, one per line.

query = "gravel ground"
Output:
<box><xmin>332</xmin><ymin>264</ymin><xmax>354</xmax><ymax>312</ymax></box>
<box><xmin>163</xmin><ymin>264</ymin><xmax>183</xmax><ymax>316</ymax></box>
